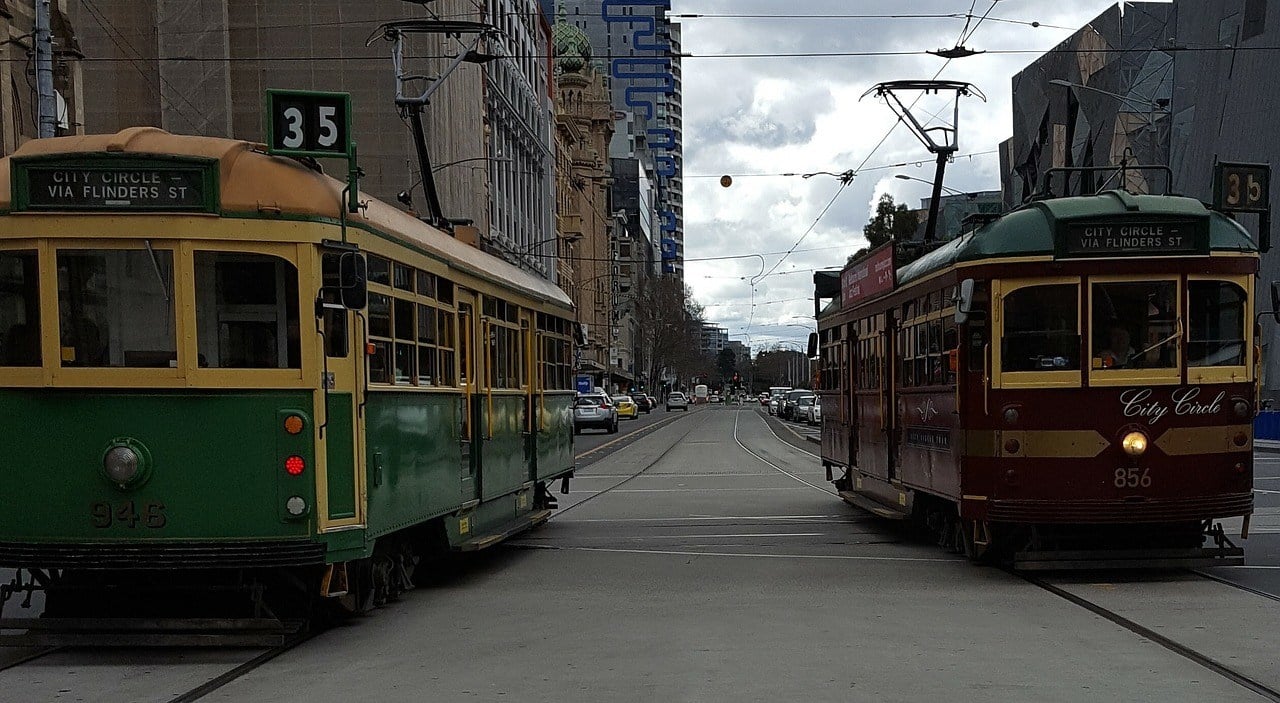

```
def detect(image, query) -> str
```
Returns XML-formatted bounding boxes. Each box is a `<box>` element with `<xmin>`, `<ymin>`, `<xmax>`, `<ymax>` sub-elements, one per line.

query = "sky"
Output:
<box><xmin>676</xmin><ymin>0</ymin><xmax>1169</xmax><ymax>352</ymax></box>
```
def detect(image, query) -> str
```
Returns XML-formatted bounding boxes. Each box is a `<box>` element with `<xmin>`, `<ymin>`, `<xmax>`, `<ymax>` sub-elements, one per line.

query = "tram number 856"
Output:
<box><xmin>1114</xmin><ymin>467</ymin><xmax>1152</xmax><ymax>489</ymax></box>
<box><xmin>91</xmin><ymin>501</ymin><xmax>167</xmax><ymax>529</ymax></box>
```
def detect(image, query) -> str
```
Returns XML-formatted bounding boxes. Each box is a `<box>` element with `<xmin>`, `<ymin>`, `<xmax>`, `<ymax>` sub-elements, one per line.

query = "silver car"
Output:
<box><xmin>574</xmin><ymin>394</ymin><xmax>619</xmax><ymax>434</ymax></box>
<box><xmin>665</xmin><ymin>392</ymin><xmax>690</xmax><ymax>411</ymax></box>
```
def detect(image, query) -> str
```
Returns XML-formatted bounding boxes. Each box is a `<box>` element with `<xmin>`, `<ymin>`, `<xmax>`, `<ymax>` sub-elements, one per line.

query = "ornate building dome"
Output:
<box><xmin>552</xmin><ymin>12</ymin><xmax>592</xmax><ymax>74</ymax></box>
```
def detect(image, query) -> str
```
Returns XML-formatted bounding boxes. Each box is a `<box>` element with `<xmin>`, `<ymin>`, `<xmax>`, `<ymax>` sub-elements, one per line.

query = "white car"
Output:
<box><xmin>666</xmin><ymin>392</ymin><xmax>690</xmax><ymax>411</ymax></box>
<box><xmin>804</xmin><ymin>400</ymin><xmax>822</xmax><ymax>425</ymax></box>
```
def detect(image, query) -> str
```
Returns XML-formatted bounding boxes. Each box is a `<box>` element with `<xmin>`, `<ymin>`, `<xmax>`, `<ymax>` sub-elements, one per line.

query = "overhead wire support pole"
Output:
<box><xmin>34</xmin><ymin>0</ymin><xmax>56</xmax><ymax>138</ymax></box>
<box><xmin>371</xmin><ymin>19</ymin><xmax>500</xmax><ymax>232</ymax></box>
<box><xmin>861</xmin><ymin>80</ymin><xmax>985</xmax><ymax>243</ymax></box>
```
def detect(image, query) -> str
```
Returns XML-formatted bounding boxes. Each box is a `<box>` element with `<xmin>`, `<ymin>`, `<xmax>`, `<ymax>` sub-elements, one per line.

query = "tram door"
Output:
<box><xmin>857</xmin><ymin>312</ymin><xmax>896</xmax><ymax>483</ymax></box>
<box><xmin>457</xmin><ymin>292</ymin><xmax>480</xmax><ymax>502</ymax></box>
<box><xmin>319</xmin><ymin>251</ymin><xmax>366</xmax><ymax>531</ymax></box>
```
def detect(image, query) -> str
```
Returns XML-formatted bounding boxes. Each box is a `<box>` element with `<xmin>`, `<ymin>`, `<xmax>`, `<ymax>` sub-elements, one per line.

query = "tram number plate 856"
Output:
<box><xmin>1114</xmin><ymin>468</ymin><xmax>1152</xmax><ymax>489</ymax></box>
<box><xmin>91</xmin><ymin>501</ymin><xmax>167</xmax><ymax>529</ymax></box>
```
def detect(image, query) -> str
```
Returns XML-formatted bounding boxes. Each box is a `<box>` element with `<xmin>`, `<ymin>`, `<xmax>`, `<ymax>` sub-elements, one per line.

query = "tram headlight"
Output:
<box><xmin>285</xmin><ymin>496</ymin><xmax>308</xmax><ymax>516</ymax></box>
<box><xmin>1121</xmin><ymin>431</ymin><xmax>1148</xmax><ymax>458</ymax></box>
<box><xmin>104</xmin><ymin>446</ymin><xmax>140</xmax><ymax>484</ymax></box>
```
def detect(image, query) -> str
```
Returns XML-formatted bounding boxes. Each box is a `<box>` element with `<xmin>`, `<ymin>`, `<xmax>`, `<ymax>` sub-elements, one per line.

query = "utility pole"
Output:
<box><xmin>34</xmin><ymin>0</ymin><xmax>57</xmax><ymax>138</ymax></box>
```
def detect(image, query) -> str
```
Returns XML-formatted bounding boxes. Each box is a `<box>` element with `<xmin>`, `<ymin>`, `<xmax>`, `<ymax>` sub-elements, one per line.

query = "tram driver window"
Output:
<box><xmin>1091</xmin><ymin>281</ymin><xmax>1177</xmax><ymax>370</ymax></box>
<box><xmin>57</xmin><ymin>249</ymin><xmax>176</xmax><ymax>368</ymax></box>
<box><xmin>194</xmin><ymin>252</ymin><xmax>301</xmax><ymax>369</ymax></box>
<box><xmin>1188</xmin><ymin>281</ymin><xmax>1246</xmax><ymax>367</ymax></box>
<box><xmin>0</xmin><ymin>251</ymin><xmax>40</xmax><ymax>366</ymax></box>
<box><xmin>1001</xmin><ymin>284</ymin><xmax>1079</xmax><ymax>372</ymax></box>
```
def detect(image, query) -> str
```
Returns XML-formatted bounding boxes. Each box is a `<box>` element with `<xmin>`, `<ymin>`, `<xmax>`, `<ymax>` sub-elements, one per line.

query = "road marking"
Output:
<box><xmin>733</xmin><ymin>409</ymin><xmax>833</xmax><ymax>495</ymax></box>
<box><xmin>574</xmin><ymin>409</ymin><xmax>698</xmax><ymax>459</ymax></box>
<box><xmin>604</xmin><ymin>487</ymin><xmax>812</xmax><ymax>493</ymax></box>
<box><xmin>759</xmin><ymin>414</ymin><xmax>821</xmax><ymax>459</ymax></box>
<box><xmin>556</xmin><ymin>514</ymin><xmax>851</xmax><ymax>523</ymax></box>
<box><xmin>1214</xmin><ymin>565</ymin><xmax>1280</xmax><ymax>570</ymax></box>
<box><xmin>570</xmin><ymin>472</ymin><xmax>783</xmax><ymax>479</ymax></box>
<box><xmin>525</xmin><ymin>532</ymin><xmax>830</xmax><ymax>540</ymax></box>
<box><xmin>543</xmin><ymin>546</ymin><xmax>958</xmax><ymax>563</ymax></box>
<box><xmin>1253</xmin><ymin>488</ymin><xmax>1280</xmax><ymax>495</ymax></box>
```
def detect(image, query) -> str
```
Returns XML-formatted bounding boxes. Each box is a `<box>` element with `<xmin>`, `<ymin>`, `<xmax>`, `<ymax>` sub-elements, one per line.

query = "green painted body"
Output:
<box><xmin>536</xmin><ymin>393</ymin><xmax>575</xmax><ymax>482</ymax></box>
<box><xmin>0</xmin><ymin>389</ymin><xmax>314</xmax><ymax>541</ymax></box>
<box><xmin>896</xmin><ymin>191</ymin><xmax>1257</xmax><ymax>287</ymax></box>
<box><xmin>363</xmin><ymin>391</ymin><xmax>465</xmax><ymax>539</ymax></box>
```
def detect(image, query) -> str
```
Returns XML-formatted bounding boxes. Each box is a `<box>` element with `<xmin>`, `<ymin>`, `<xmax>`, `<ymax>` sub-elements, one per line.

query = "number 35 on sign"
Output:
<box><xmin>265</xmin><ymin>90</ymin><xmax>352</xmax><ymax>159</ymax></box>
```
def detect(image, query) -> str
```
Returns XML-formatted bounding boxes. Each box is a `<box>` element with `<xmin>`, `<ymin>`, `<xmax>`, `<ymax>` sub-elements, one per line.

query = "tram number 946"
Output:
<box><xmin>91</xmin><ymin>501</ymin><xmax>167</xmax><ymax>529</ymax></box>
<box><xmin>1114</xmin><ymin>467</ymin><xmax>1152</xmax><ymax>489</ymax></box>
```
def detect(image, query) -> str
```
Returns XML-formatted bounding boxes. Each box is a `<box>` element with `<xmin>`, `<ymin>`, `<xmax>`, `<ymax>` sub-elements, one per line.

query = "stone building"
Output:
<box><xmin>0</xmin><ymin>1</ymin><xmax>83</xmax><ymax>154</ymax></box>
<box><xmin>551</xmin><ymin>14</ymin><xmax>615</xmax><ymax>387</ymax></box>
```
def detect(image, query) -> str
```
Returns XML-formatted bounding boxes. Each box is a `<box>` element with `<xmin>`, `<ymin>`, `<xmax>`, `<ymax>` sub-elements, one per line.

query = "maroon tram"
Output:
<box><xmin>813</xmin><ymin>176</ymin><xmax>1273</xmax><ymax>568</ymax></box>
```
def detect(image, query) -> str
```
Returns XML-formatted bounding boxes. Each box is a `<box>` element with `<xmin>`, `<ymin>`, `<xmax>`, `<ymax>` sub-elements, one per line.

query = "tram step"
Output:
<box><xmin>456</xmin><ymin>509</ymin><xmax>554</xmax><ymax>552</ymax></box>
<box><xmin>1012</xmin><ymin>546</ymin><xmax>1246</xmax><ymax>571</ymax></box>
<box><xmin>0</xmin><ymin>617</ymin><xmax>303</xmax><ymax>648</ymax></box>
<box><xmin>837</xmin><ymin>490</ymin><xmax>910</xmax><ymax>520</ymax></box>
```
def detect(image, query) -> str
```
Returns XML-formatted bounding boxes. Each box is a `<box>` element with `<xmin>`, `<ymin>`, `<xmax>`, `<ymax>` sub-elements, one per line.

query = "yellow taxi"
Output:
<box><xmin>611</xmin><ymin>395</ymin><xmax>639</xmax><ymax>419</ymax></box>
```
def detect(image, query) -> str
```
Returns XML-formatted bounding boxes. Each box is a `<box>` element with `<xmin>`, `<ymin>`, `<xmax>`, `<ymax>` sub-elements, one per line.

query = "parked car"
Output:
<box><xmin>794</xmin><ymin>395</ymin><xmax>817</xmax><ymax>424</ymax></box>
<box><xmin>768</xmin><ymin>398</ymin><xmax>782</xmax><ymax>415</ymax></box>
<box><xmin>631</xmin><ymin>394</ymin><xmax>653</xmax><ymax>413</ymax></box>
<box><xmin>574</xmin><ymin>394</ymin><xmax>618</xmax><ymax>434</ymax></box>
<box><xmin>666</xmin><ymin>392</ymin><xmax>690</xmax><ymax>411</ymax></box>
<box><xmin>647</xmin><ymin>395</ymin><xmax>658</xmax><ymax>411</ymax></box>
<box><xmin>805</xmin><ymin>401</ymin><xmax>822</xmax><ymax>426</ymax></box>
<box><xmin>780</xmin><ymin>389</ymin><xmax>811</xmax><ymax>420</ymax></box>
<box><xmin>612</xmin><ymin>395</ymin><xmax>639</xmax><ymax>419</ymax></box>
<box><xmin>759</xmin><ymin>393</ymin><xmax>771</xmax><ymax>406</ymax></box>
<box><xmin>709</xmin><ymin>394</ymin><xmax>721</xmax><ymax>404</ymax></box>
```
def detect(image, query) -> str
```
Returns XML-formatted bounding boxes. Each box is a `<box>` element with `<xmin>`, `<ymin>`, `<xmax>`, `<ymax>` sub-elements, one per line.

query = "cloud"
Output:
<box><xmin>673</xmin><ymin>0</ymin><xmax>1160</xmax><ymax>348</ymax></box>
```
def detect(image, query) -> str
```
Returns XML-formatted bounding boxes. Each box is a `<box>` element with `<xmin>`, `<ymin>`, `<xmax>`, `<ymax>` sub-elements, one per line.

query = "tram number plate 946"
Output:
<box><xmin>1114</xmin><ymin>468</ymin><xmax>1152</xmax><ymax>489</ymax></box>
<box><xmin>91</xmin><ymin>501</ymin><xmax>167</xmax><ymax>529</ymax></box>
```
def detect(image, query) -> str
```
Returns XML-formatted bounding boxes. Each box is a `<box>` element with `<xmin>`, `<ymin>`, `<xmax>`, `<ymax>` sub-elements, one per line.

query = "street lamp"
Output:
<box><xmin>895</xmin><ymin>173</ymin><xmax>971</xmax><ymax>197</ymax></box>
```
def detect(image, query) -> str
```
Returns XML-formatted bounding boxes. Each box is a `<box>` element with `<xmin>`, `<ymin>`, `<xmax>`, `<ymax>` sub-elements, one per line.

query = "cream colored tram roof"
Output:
<box><xmin>0</xmin><ymin>127</ymin><xmax>573</xmax><ymax>311</ymax></box>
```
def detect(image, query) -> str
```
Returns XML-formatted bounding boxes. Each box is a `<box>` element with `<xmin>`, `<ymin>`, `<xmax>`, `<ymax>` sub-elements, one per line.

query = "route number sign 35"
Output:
<box><xmin>265</xmin><ymin>90</ymin><xmax>353</xmax><ymax>159</ymax></box>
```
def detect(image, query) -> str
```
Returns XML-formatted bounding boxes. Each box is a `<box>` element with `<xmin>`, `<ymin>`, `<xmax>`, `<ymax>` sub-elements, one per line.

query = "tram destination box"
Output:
<box><xmin>11</xmin><ymin>156</ymin><xmax>219</xmax><ymax>213</ymax></box>
<box><xmin>1058</xmin><ymin>219</ymin><xmax>1207</xmax><ymax>257</ymax></box>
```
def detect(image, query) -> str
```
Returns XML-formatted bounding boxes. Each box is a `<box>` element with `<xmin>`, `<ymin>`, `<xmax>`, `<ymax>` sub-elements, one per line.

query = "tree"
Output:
<box><xmin>848</xmin><ymin>193</ymin><xmax>919</xmax><ymax>263</ymax></box>
<box><xmin>631</xmin><ymin>274</ymin><xmax>705</xmax><ymax>391</ymax></box>
<box><xmin>716</xmin><ymin>348</ymin><xmax>737</xmax><ymax>381</ymax></box>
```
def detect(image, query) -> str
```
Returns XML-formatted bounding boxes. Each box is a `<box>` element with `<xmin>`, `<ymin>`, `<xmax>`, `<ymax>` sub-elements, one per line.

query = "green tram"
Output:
<box><xmin>0</xmin><ymin>128</ymin><xmax>576</xmax><ymax>619</ymax></box>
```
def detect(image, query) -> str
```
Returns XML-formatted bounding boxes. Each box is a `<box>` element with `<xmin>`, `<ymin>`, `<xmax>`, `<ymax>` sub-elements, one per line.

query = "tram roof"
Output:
<box><xmin>895</xmin><ymin>190</ymin><xmax>1256</xmax><ymax>287</ymax></box>
<box><xmin>0</xmin><ymin>128</ymin><xmax>574</xmax><ymax>311</ymax></box>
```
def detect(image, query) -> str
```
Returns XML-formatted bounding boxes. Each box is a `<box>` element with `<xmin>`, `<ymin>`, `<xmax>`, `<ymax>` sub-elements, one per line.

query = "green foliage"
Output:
<box><xmin>848</xmin><ymin>193</ymin><xmax>919</xmax><ymax>264</ymax></box>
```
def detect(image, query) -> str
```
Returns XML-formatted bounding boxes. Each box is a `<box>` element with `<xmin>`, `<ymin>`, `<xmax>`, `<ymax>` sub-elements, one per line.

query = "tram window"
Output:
<box><xmin>1188</xmin><ymin>281</ymin><xmax>1246</xmax><ymax>367</ymax></box>
<box><xmin>1091</xmin><ymin>281</ymin><xmax>1177</xmax><ymax>370</ymax></box>
<box><xmin>368</xmin><ymin>293</ymin><xmax>391</xmax><ymax>338</ymax></box>
<box><xmin>369</xmin><ymin>340</ymin><xmax>391</xmax><ymax>384</ymax></box>
<box><xmin>0</xmin><ymin>251</ymin><xmax>40</xmax><ymax>367</ymax></box>
<box><xmin>367</xmin><ymin>255</ymin><xmax>391</xmax><ymax>285</ymax></box>
<box><xmin>1001</xmin><ymin>284</ymin><xmax>1079</xmax><ymax>372</ymax></box>
<box><xmin>417</xmin><ymin>270</ymin><xmax>436</xmax><ymax>299</ymax></box>
<box><xmin>943</xmin><ymin>320</ymin><xmax>958</xmax><ymax>384</ymax></box>
<box><xmin>438</xmin><ymin>310</ymin><xmax>456</xmax><ymax>385</ymax></box>
<box><xmin>194</xmin><ymin>253</ymin><xmax>301</xmax><ymax>369</ymax></box>
<box><xmin>438</xmin><ymin>280</ymin><xmax>454</xmax><ymax>305</ymax></box>
<box><xmin>58</xmin><ymin>249</ymin><xmax>177</xmax><ymax>368</ymax></box>
<box><xmin>394</xmin><ymin>264</ymin><xmax>414</xmax><ymax>292</ymax></box>
<box><xmin>321</xmin><ymin>254</ymin><xmax>348</xmax><ymax>358</ymax></box>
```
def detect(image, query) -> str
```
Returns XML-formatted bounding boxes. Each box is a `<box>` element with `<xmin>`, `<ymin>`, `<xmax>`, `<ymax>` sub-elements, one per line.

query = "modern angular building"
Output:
<box><xmin>999</xmin><ymin>3</ymin><xmax>1173</xmax><ymax>208</ymax></box>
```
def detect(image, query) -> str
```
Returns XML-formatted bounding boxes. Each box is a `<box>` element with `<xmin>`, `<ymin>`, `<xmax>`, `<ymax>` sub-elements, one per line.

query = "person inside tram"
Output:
<box><xmin>1099</xmin><ymin>323</ymin><xmax>1137</xmax><ymax>368</ymax></box>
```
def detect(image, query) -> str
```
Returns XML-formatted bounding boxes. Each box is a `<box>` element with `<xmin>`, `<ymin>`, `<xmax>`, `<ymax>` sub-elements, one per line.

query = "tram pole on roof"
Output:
<box><xmin>371</xmin><ymin>19</ymin><xmax>501</xmax><ymax>233</ymax></box>
<box><xmin>34</xmin><ymin>0</ymin><xmax>57</xmax><ymax>138</ymax></box>
<box><xmin>861</xmin><ymin>80</ymin><xmax>986</xmax><ymax>244</ymax></box>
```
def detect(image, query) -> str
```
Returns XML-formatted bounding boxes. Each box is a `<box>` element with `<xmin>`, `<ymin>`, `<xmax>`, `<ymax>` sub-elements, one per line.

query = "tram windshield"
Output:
<box><xmin>1188</xmin><ymin>281</ymin><xmax>1246</xmax><ymax>367</ymax></box>
<box><xmin>1001</xmin><ymin>284</ymin><xmax>1079</xmax><ymax>372</ymax></box>
<box><xmin>194</xmin><ymin>252</ymin><xmax>300</xmax><ymax>369</ymax></box>
<box><xmin>1091</xmin><ymin>281</ymin><xmax>1177</xmax><ymax>370</ymax></box>
<box><xmin>0</xmin><ymin>251</ymin><xmax>39</xmax><ymax>367</ymax></box>
<box><xmin>57</xmin><ymin>248</ymin><xmax>176</xmax><ymax>368</ymax></box>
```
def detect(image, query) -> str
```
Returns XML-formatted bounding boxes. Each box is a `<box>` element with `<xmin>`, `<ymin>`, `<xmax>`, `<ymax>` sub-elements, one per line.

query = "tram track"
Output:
<box><xmin>550</xmin><ymin>409</ymin><xmax>717</xmax><ymax>520</ymax></box>
<box><xmin>166</xmin><ymin>628</ymin><xmax>317</xmax><ymax>703</ymax></box>
<box><xmin>0</xmin><ymin>645</ymin><xmax>59</xmax><ymax>672</ymax></box>
<box><xmin>1021</xmin><ymin>572</ymin><xmax>1280</xmax><ymax>702</ymax></box>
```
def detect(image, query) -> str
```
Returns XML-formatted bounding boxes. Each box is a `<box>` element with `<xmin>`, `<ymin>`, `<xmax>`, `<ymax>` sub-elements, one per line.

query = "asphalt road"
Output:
<box><xmin>7</xmin><ymin>405</ymin><xmax>1280</xmax><ymax>702</ymax></box>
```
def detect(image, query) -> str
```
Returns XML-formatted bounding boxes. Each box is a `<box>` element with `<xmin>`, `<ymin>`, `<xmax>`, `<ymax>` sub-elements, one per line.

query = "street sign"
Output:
<box><xmin>265</xmin><ymin>90</ymin><xmax>354</xmax><ymax>159</ymax></box>
<box><xmin>1213</xmin><ymin>162</ymin><xmax>1270</xmax><ymax>214</ymax></box>
<box><xmin>576</xmin><ymin>376</ymin><xmax>593</xmax><ymax>394</ymax></box>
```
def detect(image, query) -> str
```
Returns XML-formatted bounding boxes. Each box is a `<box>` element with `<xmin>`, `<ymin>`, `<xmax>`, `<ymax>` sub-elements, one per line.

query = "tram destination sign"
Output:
<box><xmin>841</xmin><ymin>244</ymin><xmax>895</xmax><ymax>306</ymax></box>
<box><xmin>12</xmin><ymin>157</ymin><xmax>219</xmax><ymax>213</ymax></box>
<box><xmin>1059</xmin><ymin>220</ymin><xmax>1206</xmax><ymax>257</ymax></box>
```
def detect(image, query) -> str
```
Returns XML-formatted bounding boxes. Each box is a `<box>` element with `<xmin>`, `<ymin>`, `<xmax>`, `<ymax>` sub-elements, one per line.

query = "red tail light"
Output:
<box><xmin>599</xmin><ymin>404</ymin><xmax>610</xmax><ymax>410</ymax></box>
<box><xmin>285</xmin><ymin>455</ymin><xmax>306</xmax><ymax>476</ymax></box>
